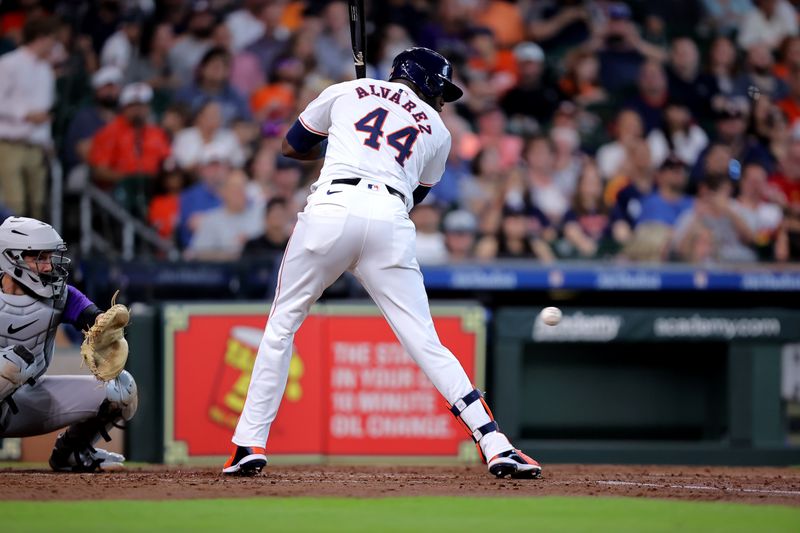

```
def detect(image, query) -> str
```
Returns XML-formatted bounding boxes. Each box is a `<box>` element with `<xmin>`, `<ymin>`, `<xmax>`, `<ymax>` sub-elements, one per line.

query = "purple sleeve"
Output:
<box><xmin>64</xmin><ymin>285</ymin><xmax>95</xmax><ymax>324</ymax></box>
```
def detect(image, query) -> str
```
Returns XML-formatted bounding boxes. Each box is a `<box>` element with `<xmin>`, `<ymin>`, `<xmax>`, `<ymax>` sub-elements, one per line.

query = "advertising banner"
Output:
<box><xmin>163</xmin><ymin>303</ymin><xmax>485</xmax><ymax>463</ymax></box>
<box><xmin>493</xmin><ymin>308</ymin><xmax>800</xmax><ymax>343</ymax></box>
<box><xmin>421</xmin><ymin>264</ymin><xmax>800</xmax><ymax>292</ymax></box>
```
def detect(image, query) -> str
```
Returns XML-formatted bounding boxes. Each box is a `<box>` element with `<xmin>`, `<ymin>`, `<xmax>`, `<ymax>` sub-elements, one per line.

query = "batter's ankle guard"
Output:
<box><xmin>49</xmin><ymin>400</ymin><xmax>124</xmax><ymax>472</ymax></box>
<box><xmin>447</xmin><ymin>389</ymin><xmax>498</xmax><ymax>463</ymax></box>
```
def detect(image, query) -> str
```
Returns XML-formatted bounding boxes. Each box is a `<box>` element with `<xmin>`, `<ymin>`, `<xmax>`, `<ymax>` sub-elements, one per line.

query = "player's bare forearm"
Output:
<box><xmin>281</xmin><ymin>137</ymin><xmax>326</xmax><ymax>161</ymax></box>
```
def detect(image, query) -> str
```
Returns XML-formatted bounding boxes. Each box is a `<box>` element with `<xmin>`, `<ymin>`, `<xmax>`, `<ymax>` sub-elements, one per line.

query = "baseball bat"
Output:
<box><xmin>348</xmin><ymin>0</ymin><xmax>367</xmax><ymax>79</ymax></box>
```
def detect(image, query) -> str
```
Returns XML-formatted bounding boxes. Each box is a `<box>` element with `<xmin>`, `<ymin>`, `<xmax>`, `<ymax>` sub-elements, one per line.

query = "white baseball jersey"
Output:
<box><xmin>299</xmin><ymin>79</ymin><xmax>452</xmax><ymax>208</ymax></box>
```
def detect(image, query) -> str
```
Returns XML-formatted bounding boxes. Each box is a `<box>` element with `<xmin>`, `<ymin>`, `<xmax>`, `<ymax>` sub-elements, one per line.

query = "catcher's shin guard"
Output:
<box><xmin>49</xmin><ymin>398</ymin><xmax>129</xmax><ymax>473</ymax></box>
<box><xmin>106</xmin><ymin>370</ymin><xmax>138</xmax><ymax>421</ymax></box>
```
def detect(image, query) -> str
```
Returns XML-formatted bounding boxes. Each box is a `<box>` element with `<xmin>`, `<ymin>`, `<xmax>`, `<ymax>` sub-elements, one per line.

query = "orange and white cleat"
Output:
<box><xmin>222</xmin><ymin>446</ymin><xmax>267</xmax><ymax>476</ymax></box>
<box><xmin>488</xmin><ymin>449</ymin><xmax>542</xmax><ymax>479</ymax></box>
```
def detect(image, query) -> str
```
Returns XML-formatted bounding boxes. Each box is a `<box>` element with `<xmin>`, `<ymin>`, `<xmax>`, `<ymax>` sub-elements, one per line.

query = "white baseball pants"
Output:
<box><xmin>234</xmin><ymin>180</ymin><xmax>508</xmax><ymax>457</ymax></box>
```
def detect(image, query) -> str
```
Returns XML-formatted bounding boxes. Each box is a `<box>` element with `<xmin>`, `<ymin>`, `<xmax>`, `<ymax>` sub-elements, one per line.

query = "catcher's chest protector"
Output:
<box><xmin>0</xmin><ymin>290</ymin><xmax>65</xmax><ymax>377</ymax></box>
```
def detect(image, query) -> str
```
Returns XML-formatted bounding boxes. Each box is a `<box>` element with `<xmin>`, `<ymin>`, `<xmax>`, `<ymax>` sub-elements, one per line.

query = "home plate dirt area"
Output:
<box><xmin>1</xmin><ymin>465</ymin><xmax>799</xmax><ymax>506</ymax></box>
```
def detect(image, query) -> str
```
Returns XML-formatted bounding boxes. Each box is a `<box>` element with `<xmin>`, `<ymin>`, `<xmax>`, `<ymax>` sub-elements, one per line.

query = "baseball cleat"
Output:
<box><xmin>222</xmin><ymin>446</ymin><xmax>267</xmax><ymax>476</ymax></box>
<box><xmin>488</xmin><ymin>449</ymin><xmax>542</xmax><ymax>479</ymax></box>
<box><xmin>49</xmin><ymin>433</ymin><xmax>126</xmax><ymax>473</ymax></box>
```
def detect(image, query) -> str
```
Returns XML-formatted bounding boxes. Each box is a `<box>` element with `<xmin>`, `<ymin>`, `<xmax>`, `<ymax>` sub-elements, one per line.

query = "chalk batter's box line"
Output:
<box><xmin>596</xmin><ymin>480</ymin><xmax>800</xmax><ymax>497</ymax></box>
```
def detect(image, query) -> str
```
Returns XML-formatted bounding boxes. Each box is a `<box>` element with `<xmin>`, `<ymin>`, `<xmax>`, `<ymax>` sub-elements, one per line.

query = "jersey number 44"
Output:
<box><xmin>354</xmin><ymin>107</ymin><xmax>419</xmax><ymax>167</ymax></box>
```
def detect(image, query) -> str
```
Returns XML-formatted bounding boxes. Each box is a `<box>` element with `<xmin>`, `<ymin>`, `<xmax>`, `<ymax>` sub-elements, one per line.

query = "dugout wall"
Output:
<box><xmin>493</xmin><ymin>308</ymin><xmax>800</xmax><ymax>465</ymax></box>
<box><xmin>125</xmin><ymin>302</ymin><xmax>486</xmax><ymax>464</ymax></box>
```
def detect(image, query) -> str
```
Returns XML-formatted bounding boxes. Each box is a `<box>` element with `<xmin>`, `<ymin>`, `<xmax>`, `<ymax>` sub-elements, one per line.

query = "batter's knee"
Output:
<box><xmin>105</xmin><ymin>370</ymin><xmax>138</xmax><ymax>421</ymax></box>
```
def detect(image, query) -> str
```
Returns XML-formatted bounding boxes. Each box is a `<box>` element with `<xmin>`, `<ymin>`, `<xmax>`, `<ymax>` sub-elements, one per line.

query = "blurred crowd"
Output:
<box><xmin>2</xmin><ymin>0</ymin><xmax>800</xmax><ymax>265</ymax></box>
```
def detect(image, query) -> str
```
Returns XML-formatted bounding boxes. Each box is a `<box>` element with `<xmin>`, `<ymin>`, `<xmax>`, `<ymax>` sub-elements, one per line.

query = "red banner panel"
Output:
<box><xmin>164</xmin><ymin>304</ymin><xmax>483</xmax><ymax>462</ymax></box>
<box><xmin>324</xmin><ymin>316</ymin><xmax>476</xmax><ymax>456</ymax></box>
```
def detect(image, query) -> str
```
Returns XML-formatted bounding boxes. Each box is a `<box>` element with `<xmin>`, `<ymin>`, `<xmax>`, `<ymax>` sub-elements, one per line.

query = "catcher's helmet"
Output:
<box><xmin>0</xmin><ymin>217</ymin><xmax>69</xmax><ymax>299</ymax></box>
<box><xmin>389</xmin><ymin>47</ymin><xmax>463</xmax><ymax>103</ymax></box>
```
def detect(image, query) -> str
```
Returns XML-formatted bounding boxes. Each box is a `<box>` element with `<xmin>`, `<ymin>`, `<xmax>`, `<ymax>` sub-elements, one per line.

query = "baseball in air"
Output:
<box><xmin>540</xmin><ymin>307</ymin><xmax>562</xmax><ymax>326</ymax></box>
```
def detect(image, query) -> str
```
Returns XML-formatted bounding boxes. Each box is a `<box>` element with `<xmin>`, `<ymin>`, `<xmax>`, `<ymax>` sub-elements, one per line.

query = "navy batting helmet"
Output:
<box><xmin>389</xmin><ymin>47</ymin><xmax>463</xmax><ymax>103</ymax></box>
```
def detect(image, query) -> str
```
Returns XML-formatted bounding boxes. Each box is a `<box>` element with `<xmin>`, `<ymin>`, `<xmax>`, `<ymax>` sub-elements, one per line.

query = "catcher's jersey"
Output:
<box><xmin>300</xmin><ymin>78</ymin><xmax>451</xmax><ymax>209</ymax></box>
<box><xmin>0</xmin><ymin>289</ymin><xmax>66</xmax><ymax>379</ymax></box>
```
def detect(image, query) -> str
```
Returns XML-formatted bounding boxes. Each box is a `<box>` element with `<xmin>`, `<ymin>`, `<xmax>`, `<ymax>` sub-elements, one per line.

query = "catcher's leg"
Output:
<box><xmin>0</xmin><ymin>375</ymin><xmax>110</xmax><ymax>437</ymax></box>
<box><xmin>353</xmin><ymin>215</ymin><xmax>541</xmax><ymax>479</ymax></box>
<box><xmin>228</xmin><ymin>201</ymin><xmax>359</xmax><ymax>474</ymax></box>
<box><xmin>47</xmin><ymin>371</ymin><xmax>138</xmax><ymax>473</ymax></box>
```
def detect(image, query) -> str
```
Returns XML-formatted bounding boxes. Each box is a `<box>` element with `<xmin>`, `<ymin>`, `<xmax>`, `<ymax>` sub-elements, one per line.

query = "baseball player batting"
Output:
<box><xmin>224</xmin><ymin>47</ymin><xmax>542</xmax><ymax>479</ymax></box>
<box><xmin>0</xmin><ymin>217</ymin><xmax>138</xmax><ymax>472</ymax></box>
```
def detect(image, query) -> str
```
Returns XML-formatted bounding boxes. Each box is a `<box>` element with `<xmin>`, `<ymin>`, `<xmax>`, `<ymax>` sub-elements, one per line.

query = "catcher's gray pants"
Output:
<box><xmin>0</xmin><ymin>375</ymin><xmax>106</xmax><ymax>437</ymax></box>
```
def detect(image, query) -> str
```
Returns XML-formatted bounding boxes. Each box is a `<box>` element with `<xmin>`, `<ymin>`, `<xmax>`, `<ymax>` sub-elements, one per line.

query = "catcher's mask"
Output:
<box><xmin>0</xmin><ymin>217</ymin><xmax>70</xmax><ymax>299</ymax></box>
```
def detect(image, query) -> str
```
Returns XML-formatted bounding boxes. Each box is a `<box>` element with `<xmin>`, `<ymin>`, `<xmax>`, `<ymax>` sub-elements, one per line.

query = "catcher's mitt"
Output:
<box><xmin>81</xmin><ymin>290</ymin><xmax>130</xmax><ymax>381</ymax></box>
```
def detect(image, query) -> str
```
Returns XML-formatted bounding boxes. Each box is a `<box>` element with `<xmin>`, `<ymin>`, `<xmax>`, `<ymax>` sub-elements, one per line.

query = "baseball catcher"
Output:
<box><xmin>0</xmin><ymin>217</ymin><xmax>138</xmax><ymax>472</ymax></box>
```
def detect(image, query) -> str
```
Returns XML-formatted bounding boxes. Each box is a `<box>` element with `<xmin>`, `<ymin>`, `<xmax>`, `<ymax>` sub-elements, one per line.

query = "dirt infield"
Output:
<box><xmin>1</xmin><ymin>464</ymin><xmax>799</xmax><ymax>506</ymax></box>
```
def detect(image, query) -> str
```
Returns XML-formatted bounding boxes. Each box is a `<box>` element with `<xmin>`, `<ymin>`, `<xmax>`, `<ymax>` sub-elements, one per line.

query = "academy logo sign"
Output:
<box><xmin>501</xmin><ymin>308</ymin><xmax>800</xmax><ymax>344</ymax></box>
<box><xmin>653</xmin><ymin>316</ymin><xmax>781</xmax><ymax>339</ymax></box>
<box><xmin>533</xmin><ymin>312</ymin><xmax>623</xmax><ymax>342</ymax></box>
